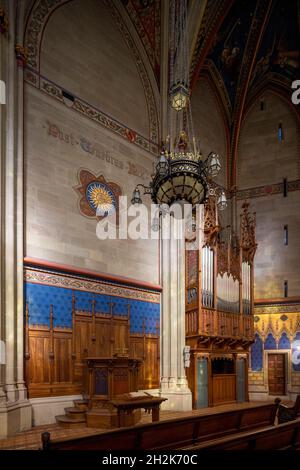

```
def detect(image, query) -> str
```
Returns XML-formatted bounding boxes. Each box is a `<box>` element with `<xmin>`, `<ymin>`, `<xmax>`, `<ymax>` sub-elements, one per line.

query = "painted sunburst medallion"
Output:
<box><xmin>86</xmin><ymin>182</ymin><xmax>116</xmax><ymax>216</ymax></box>
<box><xmin>74</xmin><ymin>169</ymin><xmax>122</xmax><ymax>222</ymax></box>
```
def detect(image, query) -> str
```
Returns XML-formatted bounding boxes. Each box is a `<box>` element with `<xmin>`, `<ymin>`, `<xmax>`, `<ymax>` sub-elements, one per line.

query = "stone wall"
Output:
<box><xmin>191</xmin><ymin>78</ymin><xmax>228</xmax><ymax>188</ymax></box>
<box><xmin>24</xmin><ymin>0</ymin><xmax>159</xmax><ymax>284</ymax></box>
<box><xmin>41</xmin><ymin>0</ymin><xmax>149</xmax><ymax>138</ymax></box>
<box><xmin>237</xmin><ymin>92</ymin><xmax>300</xmax><ymax>299</ymax></box>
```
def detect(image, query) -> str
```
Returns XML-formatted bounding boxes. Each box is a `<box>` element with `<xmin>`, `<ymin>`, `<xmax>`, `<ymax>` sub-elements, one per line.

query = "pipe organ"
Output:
<box><xmin>185</xmin><ymin>199</ymin><xmax>257</xmax><ymax>408</ymax></box>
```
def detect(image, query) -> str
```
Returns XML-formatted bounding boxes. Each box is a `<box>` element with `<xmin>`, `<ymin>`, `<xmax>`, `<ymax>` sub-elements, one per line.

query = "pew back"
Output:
<box><xmin>186</xmin><ymin>417</ymin><xmax>300</xmax><ymax>450</ymax></box>
<box><xmin>42</xmin><ymin>402</ymin><xmax>278</xmax><ymax>450</ymax></box>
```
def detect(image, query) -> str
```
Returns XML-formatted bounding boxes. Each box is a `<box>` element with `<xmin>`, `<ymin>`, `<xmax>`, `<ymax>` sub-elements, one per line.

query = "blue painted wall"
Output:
<box><xmin>251</xmin><ymin>333</ymin><xmax>263</xmax><ymax>371</ymax></box>
<box><xmin>264</xmin><ymin>333</ymin><xmax>277</xmax><ymax>350</ymax></box>
<box><xmin>278</xmin><ymin>332</ymin><xmax>291</xmax><ymax>349</ymax></box>
<box><xmin>25</xmin><ymin>282</ymin><xmax>160</xmax><ymax>335</ymax></box>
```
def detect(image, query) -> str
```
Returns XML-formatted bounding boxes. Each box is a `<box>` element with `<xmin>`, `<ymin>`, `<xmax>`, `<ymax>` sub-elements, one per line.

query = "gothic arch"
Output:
<box><xmin>243</xmin><ymin>80</ymin><xmax>300</xmax><ymax>129</ymax></box>
<box><xmin>264</xmin><ymin>332</ymin><xmax>277</xmax><ymax>350</ymax></box>
<box><xmin>237</xmin><ymin>84</ymin><xmax>300</xmax><ymax>187</ymax></box>
<box><xmin>251</xmin><ymin>333</ymin><xmax>263</xmax><ymax>371</ymax></box>
<box><xmin>23</xmin><ymin>0</ymin><xmax>159</xmax><ymax>149</ymax></box>
<box><xmin>278</xmin><ymin>331</ymin><xmax>291</xmax><ymax>350</ymax></box>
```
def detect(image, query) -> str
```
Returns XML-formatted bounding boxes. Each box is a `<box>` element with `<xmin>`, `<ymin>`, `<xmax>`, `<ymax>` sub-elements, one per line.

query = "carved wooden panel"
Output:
<box><xmin>26</xmin><ymin>326</ymin><xmax>80</xmax><ymax>398</ymax></box>
<box><xmin>53</xmin><ymin>333</ymin><xmax>72</xmax><ymax>383</ymax></box>
<box><xmin>212</xmin><ymin>375</ymin><xmax>236</xmax><ymax>404</ymax></box>
<box><xmin>130</xmin><ymin>334</ymin><xmax>159</xmax><ymax>390</ymax></box>
<box><xmin>25</xmin><ymin>309</ymin><xmax>160</xmax><ymax>398</ymax></box>
<box><xmin>186</xmin><ymin>310</ymin><xmax>198</xmax><ymax>335</ymax></box>
<box><xmin>130</xmin><ymin>335</ymin><xmax>145</xmax><ymax>389</ymax></box>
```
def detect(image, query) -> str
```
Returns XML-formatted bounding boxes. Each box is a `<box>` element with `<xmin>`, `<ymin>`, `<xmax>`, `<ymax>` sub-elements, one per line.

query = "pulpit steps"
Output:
<box><xmin>56</xmin><ymin>399</ymin><xmax>88</xmax><ymax>428</ymax></box>
<box><xmin>73</xmin><ymin>399</ymin><xmax>89</xmax><ymax>411</ymax></box>
<box><xmin>55</xmin><ymin>414</ymin><xmax>86</xmax><ymax>428</ymax></box>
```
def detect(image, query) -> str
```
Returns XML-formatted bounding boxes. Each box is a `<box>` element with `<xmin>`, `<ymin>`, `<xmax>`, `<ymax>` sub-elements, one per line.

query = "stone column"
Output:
<box><xmin>159</xmin><ymin>208</ymin><xmax>192</xmax><ymax>411</ymax></box>
<box><xmin>159</xmin><ymin>211</ymin><xmax>170</xmax><ymax>389</ymax></box>
<box><xmin>0</xmin><ymin>0</ymin><xmax>6</xmax><ymax>408</ymax></box>
<box><xmin>0</xmin><ymin>0</ymin><xmax>32</xmax><ymax>438</ymax></box>
<box><xmin>15</xmin><ymin>0</ymin><xmax>27</xmax><ymax>404</ymax></box>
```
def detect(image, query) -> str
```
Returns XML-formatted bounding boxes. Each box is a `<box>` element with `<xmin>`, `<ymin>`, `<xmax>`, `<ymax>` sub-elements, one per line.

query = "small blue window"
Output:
<box><xmin>278</xmin><ymin>123</ymin><xmax>283</xmax><ymax>142</ymax></box>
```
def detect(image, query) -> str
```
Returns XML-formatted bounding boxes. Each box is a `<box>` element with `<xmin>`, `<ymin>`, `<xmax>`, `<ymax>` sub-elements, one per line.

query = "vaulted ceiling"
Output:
<box><xmin>192</xmin><ymin>0</ymin><xmax>299</xmax><ymax>111</ymax></box>
<box><xmin>22</xmin><ymin>0</ymin><xmax>300</xmax><ymax>187</ymax></box>
<box><xmin>121</xmin><ymin>0</ymin><xmax>300</xmax><ymax>186</ymax></box>
<box><xmin>191</xmin><ymin>0</ymin><xmax>300</xmax><ymax>186</ymax></box>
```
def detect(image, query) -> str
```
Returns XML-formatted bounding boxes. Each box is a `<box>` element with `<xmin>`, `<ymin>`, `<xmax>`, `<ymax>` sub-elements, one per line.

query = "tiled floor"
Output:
<box><xmin>0</xmin><ymin>401</ymin><xmax>278</xmax><ymax>450</ymax></box>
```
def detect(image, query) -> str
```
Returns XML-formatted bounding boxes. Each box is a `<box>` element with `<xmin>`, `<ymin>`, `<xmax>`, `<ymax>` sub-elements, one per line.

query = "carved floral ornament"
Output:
<box><xmin>240</xmin><ymin>201</ymin><xmax>257</xmax><ymax>263</ymax></box>
<box><xmin>74</xmin><ymin>169</ymin><xmax>122</xmax><ymax>222</ymax></box>
<box><xmin>203</xmin><ymin>195</ymin><xmax>221</xmax><ymax>246</ymax></box>
<box><xmin>187</xmin><ymin>195</ymin><xmax>254</xmax><ymax>283</ymax></box>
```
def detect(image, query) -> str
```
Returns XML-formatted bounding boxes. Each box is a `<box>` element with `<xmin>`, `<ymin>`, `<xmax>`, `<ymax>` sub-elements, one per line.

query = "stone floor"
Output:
<box><xmin>0</xmin><ymin>401</ymin><xmax>280</xmax><ymax>450</ymax></box>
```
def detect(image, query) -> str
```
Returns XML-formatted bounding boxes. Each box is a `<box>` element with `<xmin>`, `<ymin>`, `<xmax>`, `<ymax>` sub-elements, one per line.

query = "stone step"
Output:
<box><xmin>55</xmin><ymin>415</ymin><xmax>86</xmax><ymax>428</ymax></box>
<box><xmin>73</xmin><ymin>399</ymin><xmax>89</xmax><ymax>411</ymax></box>
<box><xmin>64</xmin><ymin>407</ymin><xmax>86</xmax><ymax>420</ymax></box>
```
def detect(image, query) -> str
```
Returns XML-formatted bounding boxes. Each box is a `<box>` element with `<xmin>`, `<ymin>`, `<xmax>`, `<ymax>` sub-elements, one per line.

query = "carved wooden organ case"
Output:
<box><xmin>185</xmin><ymin>199</ymin><xmax>257</xmax><ymax>408</ymax></box>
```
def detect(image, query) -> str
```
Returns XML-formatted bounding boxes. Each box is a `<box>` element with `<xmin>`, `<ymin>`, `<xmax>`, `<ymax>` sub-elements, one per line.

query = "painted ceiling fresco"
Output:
<box><xmin>250</xmin><ymin>0</ymin><xmax>300</xmax><ymax>90</ymax></box>
<box><xmin>207</xmin><ymin>0</ymin><xmax>257</xmax><ymax>106</ymax></box>
<box><xmin>193</xmin><ymin>0</ymin><xmax>300</xmax><ymax>109</ymax></box>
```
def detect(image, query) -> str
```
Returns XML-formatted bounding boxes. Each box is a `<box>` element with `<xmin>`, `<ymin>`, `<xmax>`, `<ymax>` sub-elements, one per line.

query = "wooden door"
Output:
<box><xmin>268</xmin><ymin>353</ymin><xmax>286</xmax><ymax>395</ymax></box>
<box><xmin>212</xmin><ymin>375</ymin><xmax>236</xmax><ymax>404</ymax></box>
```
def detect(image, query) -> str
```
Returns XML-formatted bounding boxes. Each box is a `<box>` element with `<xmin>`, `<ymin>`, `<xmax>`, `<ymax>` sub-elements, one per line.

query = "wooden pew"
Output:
<box><xmin>277</xmin><ymin>395</ymin><xmax>300</xmax><ymax>424</ymax></box>
<box><xmin>183</xmin><ymin>417</ymin><xmax>300</xmax><ymax>450</ymax></box>
<box><xmin>41</xmin><ymin>401</ymin><xmax>278</xmax><ymax>450</ymax></box>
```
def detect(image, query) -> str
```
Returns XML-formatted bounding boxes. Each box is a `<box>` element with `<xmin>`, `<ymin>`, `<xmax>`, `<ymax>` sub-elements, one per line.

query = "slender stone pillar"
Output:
<box><xmin>15</xmin><ymin>0</ymin><xmax>27</xmax><ymax>404</ymax></box>
<box><xmin>0</xmin><ymin>0</ymin><xmax>6</xmax><ymax>408</ymax></box>
<box><xmin>160</xmin><ymin>210</ymin><xmax>170</xmax><ymax>389</ymax></box>
<box><xmin>0</xmin><ymin>0</ymin><xmax>32</xmax><ymax>438</ymax></box>
<box><xmin>3</xmin><ymin>0</ymin><xmax>17</xmax><ymax>406</ymax></box>
<box><xmin>159</xmin><ymin>208</ymin><xmax>192</xmax><ymax>411</ymax></box>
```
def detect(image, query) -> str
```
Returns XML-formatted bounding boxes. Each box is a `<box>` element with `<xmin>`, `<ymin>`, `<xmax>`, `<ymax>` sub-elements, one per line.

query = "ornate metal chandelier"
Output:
<box><xmin>131</xmin><ymin>0</ymin><xmax>227</xmax><ymax>210</ymax></box>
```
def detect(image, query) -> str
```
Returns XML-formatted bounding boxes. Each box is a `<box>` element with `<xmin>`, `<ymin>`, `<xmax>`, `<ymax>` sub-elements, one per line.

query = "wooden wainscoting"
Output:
<box><xmin>130</xmin><ymin>333</ymin><xmax>160</xmax><ymax>390</ymax></box>
<box><xmin>25</xmin><ymin>324</ymin><xmax>81</xmax><ymax>398</ymax></box>
<box><xmin>25</xmin><ymin>302</ymin><xmax>160</xmax><ymax>397</ymax></box>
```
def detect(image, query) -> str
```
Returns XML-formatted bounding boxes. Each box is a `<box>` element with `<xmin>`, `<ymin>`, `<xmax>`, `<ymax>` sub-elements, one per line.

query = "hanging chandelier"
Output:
<box><xmin>131</xmin><ymin>0</ymin><xmax>227</xmax><ymax>211</ymax></box>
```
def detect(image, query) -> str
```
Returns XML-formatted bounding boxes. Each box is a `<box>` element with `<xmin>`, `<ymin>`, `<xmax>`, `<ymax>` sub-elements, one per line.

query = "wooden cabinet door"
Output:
<box><xmin>268</xmin><ymin>353</ymin><xmax>285</xmax><ymax>395</ymax></box>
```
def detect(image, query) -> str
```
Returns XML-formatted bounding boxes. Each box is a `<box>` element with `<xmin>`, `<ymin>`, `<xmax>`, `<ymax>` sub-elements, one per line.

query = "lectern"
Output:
<box><xmin>84</xmin><ymin>357</ymin><xmax>141</xmax><ymax>428</ymax></box>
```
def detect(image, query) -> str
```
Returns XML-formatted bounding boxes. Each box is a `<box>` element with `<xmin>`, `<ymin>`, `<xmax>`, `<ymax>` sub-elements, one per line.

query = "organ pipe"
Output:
<box><xmin>201</xmin><ymin>246</ymin><xmax>214</xmax><ymax>308</ymax></box>
<box><xmin>242</xmin><ymin>261</ymin><xmax>251</xmax><ymax>314</ymax></box>
<box><xmin>216</xmin><ymin>273</ymin><xmax>239</xmax><ymax>313</ymax></box>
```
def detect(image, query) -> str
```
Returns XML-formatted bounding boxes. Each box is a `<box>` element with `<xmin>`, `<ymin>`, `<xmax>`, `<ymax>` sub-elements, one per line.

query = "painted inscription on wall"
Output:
<box><xmin>43</xmin><ymin>121</ymin><xmax>151</xmax><ymax>179</ymax></box>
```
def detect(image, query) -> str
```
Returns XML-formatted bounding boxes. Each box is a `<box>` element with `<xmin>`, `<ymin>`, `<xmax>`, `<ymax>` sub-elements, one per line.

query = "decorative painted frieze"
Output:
<box><xmin>24</xmin><ymin>267</ymin><xmax>160</xmax><ymax>304</ymax></box>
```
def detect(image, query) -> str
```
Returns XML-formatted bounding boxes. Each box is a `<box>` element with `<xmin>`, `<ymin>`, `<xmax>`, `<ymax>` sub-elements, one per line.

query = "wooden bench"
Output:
<box><xmin>182</xmin><ymin>417</ymin><xmax>300</xmax><ymax>450</ymax></box>
<box><xmin>278</xmin><ymin>395</ymin><xmax>300</xmax><ymax>424</ymax></box>
<box><xmin>41</xmin><ymin>401</ymin><xmax>279</xmax><ymax>450</ymax></box>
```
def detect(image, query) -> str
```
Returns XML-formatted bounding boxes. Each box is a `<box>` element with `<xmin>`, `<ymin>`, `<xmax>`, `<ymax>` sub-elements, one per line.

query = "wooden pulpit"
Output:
<box><xmin>83</xmin><ymin>357</ymin><xmax>141</xmax><ymax>428</ymax></box>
